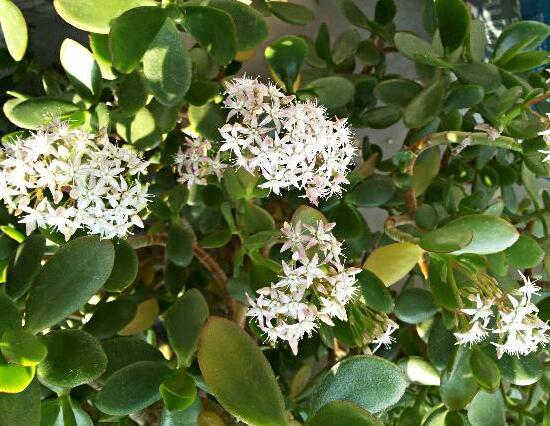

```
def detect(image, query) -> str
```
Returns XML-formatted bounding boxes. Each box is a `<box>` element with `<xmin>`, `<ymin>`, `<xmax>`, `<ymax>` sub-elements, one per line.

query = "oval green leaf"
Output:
<box><xmin>53</xmin><ymin>0</ymin><xmax>156</xmax><ymax>34</ymax></box>
<box><xmin>38</xmin><ymin>329</ymin><xmax>107</xmax><ymax>388</ymax></box>
<box><xmin>363</xmin><ymin>243</ymin><xmax>422</xmax><ymax>286</ymax></box>
<box><xmin>404</xmin><ymin>78</ymin><xmax>447</xmax><ymax>128</ymax></box>
<box><xmin>198</xmin><ymin>317</ymin><xmax>287</xmax><ymax>426</ymax></box>
<box><xmin>104</xmin><ymin>239</ymin><xmax>139</xmax><ymax>292</ymax></box>
<box><xmin>182</xmin><ymin>6</ymin><xmax>237</xmax><ymax>65</ymax></box>
<box><xmin>162</xmin><ymin>288</ymin><xmax>209</xmax><ymax>368</ymax></box>
<box><xmin>0</xmin><ymin>379</ymin><xmax>40</xmax><ymax>426</ymax></box>
<box><xmin>311</xmin><ymin>355</ymin><xmax>408</xmax><ymax>414</ymax></box>
<box><xmin>142</xmin><ymin>18</ymin><xmax>192</xmax><ymax>106</ymax></box>
<box><xmin>6</xmin><ymin>234</ymin><xmax>46</xmax><ymax>300</ymax></box>
<box><xmin>95</xmin><ymin>361</ymin><xmax>172</xmax><ymax>416</ymax></box>
<box><xmin>83</xmin><ymin>299</ymin><xmax>137</xmax><ymax>339</ymax></box>
<box><xmin>60</xmin><ymin>38</ymin><xmax>102</xmax><ymax>101</ymax></box>
<box><xmin>0</xmin><ymin>0</ymin><xmax>28</xmax><ymax>61</ymax></box>
<box><xmin>432</xmin><ymin>214</ymin><xmax>519</xmax><ymax>255</ymax></box>
<box><xmin>25</xmin><ymin>236</ymin><xmax>115</xmax><ymax>333</ymax></box>
<box><xmin>4</xmin><ymin>97</ymin><xmax>79</xmax><ymax>130</ymax></box>
<box><xmin>395</xmin><ymin>288</ymin><xmax>438</xmax><ymax>324</ymax></box>
<box><xmin>0</xmin><ymin>329</ymin><xmax>47</xmax><ymax>367</ymax></box>
<box><xmin>109</xmin><ymin>6</ymin><xmax>167</xmax><ymax>74</ymax></box>
<box><xmin>166</xmin><ymin>223</ymin><xmax>194</xmax><ymax>267</ymax></box>
<box><xmin>307</xmin><ymin>401</ymin><xmax>383</xmax><ymax>426</ymax></box>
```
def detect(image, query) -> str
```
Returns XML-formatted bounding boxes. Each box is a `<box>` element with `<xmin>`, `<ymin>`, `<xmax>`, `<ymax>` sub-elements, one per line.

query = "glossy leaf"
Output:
<box><xmin>166</xmin><ymin>223</ymin><xmax>194</xmax><ymax>267</ymax></box>
<box><xmin>306</xmin><ymin>76</ymin><xmax>355</xmax><ymax>109</ymax></box>
<box><xmin>104</xmin><ymin>239</ymin><xmax>139</xmax><ymax>292</ymax></box>
<box><xmin>311</xmin><ymin>355</ymin><xmax>408</xmax><ymax>414</ymax></box>
<box><xmin>412</xmin><ymin>147</ymin><xmax>441</xmax><ymax>195</ymax></box>
<box><xmin>0</xmin><ymin>379</ymin><xmax>40</xmax><ymax>425</ymax></box>
<box><xmin>404</xmin><ymin>78</ymin><xmax>447</xmax><ymax>128</ymax></box>
<box><xmin>435</xmin><ymin>0</ymin><xmax>469</xmax><ymax>51</ymax></box>
<box><xmin>163</xmin><ymin>289</ymin><xmax>209</xmax><ymax>368</ymax></box>
<box><xmin>363</xmin><ymin>243</ymin><xmax>422</xmax><ymax>286</ymax></box>
<box><xmin>160</xmin><ymin>370</ymin><xmax>197</xmax><ymax>411</ymax></box>
<box><xmin>118</xmin><ymin>298</ymin><xmax>159</xmax><ymax>336</ymax></box>
<box><xmin>497</xmin><ymin>352</ymin><xmax>541</xmax><ymax>386</ymax></box>
<box><xmin>0</xmin><ymin>361</ymin><xmax>35</xmax><ymax>393</ymax></box>
<box><xmin>268</xmin><ymin>1</ymin><xmax>314</xmax><ymax>25</ymax></box>
<box><xmin>200</xmin><ymin>0</ymin><xmax>268</xmax><ymax>51</ymax></box>
<box><xmin>307</xmin><ymin>401</ymin><xmax>384</xmax><ymax>426</ymax></box>
<box><xmin>394</xmin><ymin>32</ymin><xmax>441</xmax><ymax>66</ymax></box>
<box><xmin>467</xmin><ymin>390</ymin><xmax>505</xmax><ymax>426</ymax></box>
<box><xmin>143</xmin><ymin>18</ymin><xmax>192</xmax><ymax>106</ymax></box>
<box><xmin>0</xmin><ymin>291</ymin><xmax>20</xmax><ymax>336</ymax></box>
<box><xmin>4</xmin><ymin>97</ymin><xmax>79</xmax><ymax>130</ymax></box>
<box><xmin>494</xmin><ymin>20</ymin><xmax>550</xmax><ymax>58</ymax></box>
<box><xmin>504</xmin><ymin>234</ymin><xmax>544</xmax><ymax>269</ymax></box>
<box><xmin>347</xmin><ymin>175</ymin><xmax>395</xmax><ymax>208</ymax></box>
<box><xmin>332</xmin><ymin>29</ymin><xmax>361</xmax><ymax>64</ymax></box>
<box><xmin>445</xmin><ymin>84</ymin><xmax>484</xmax><ymax>111</ymax></box>
<box><xmin>357</xmin><ymin>270</ymin><xmax>394</xmax><ymax>313</ymax></box>
<box><xmin>440</xmin><ymin>347</ymin><xmax>479</xmax><ymax>411</ymax></box>
<box><xmin>395</xmin><ymin>288</ymin><xmax>438</xmax><ymax>324</ymax></box>
<box><xmin>6</xmin><ymin>234</ymin><xmax>45</xmax><ymax>300</ymax></box>
<box><xmin>198</xmin><ymin>317</ymin><xmax>287</xmax><ymax>426</ymax></box>
<box><xmin>84</xmin><ymin>299</ymin><xmax>137</xmax><ymax>339</ymax></box>
<box><xmin>100</xmin><ymin>336</ymin><xmax>164</xmax><ymax>381</ymax></box>
<box><xmin>469</xmin><ymin>348</ymin><xmax>500</xmax><ymax>392</ymax></box>
<box><xmin>399</xmin><ymin>357</ymin><xmax>440</xmax><ymax>386</ymax></box>
<box><xmin>109</xmin><ymin>6</ymin><xmax>167</xmax><ymax>74</ymax></box>
<box><xmin>361</xmin><ymin>106</ymin><xmax>402</xmax><ymax>129</ymax></box>
<box><xmin>374</xmin><ymin>79</ymin><xmax>423</xmax><ymax>108</ymax></box>
<box><xmin>53</xmin><ymin>0</ymin><xmax>156</xmax><ymax>33</ymax></box>
<box><xmin>428</xmin><ymin>215</ymin><xmax>518</xmax><ymax>255</ymax></box>
<box><xmin>95</xmin><ymin>361</ymin><xmax>172</xmax><ymax>415</ymax></box>
<box><xmin>453</xmin><ymin>62</ymin><xmax>501</xmax><ymax>93</ymax></box>
<box><xmin>182</xmin><ymin>6</ymin><xmax>237</xmax><ymax>65</ymax></box>
<box><xmin>0</xmin><ymin>0</ymin><xmax>28</xmax><ymax>61</ymax></box>
<box><xmin>420</xmin><ymin>228</ymin><xmax>473</xmax><ymax>253</ymax></box>
<box><xmin>0</xmin><ymin>329</ymin><xmax>47</xmax><ymax>366</ymax></box>
<box><xmin>25</xmin><ymin>236</ymin><xmax>114</xmax><ymax>333</ymax></box>
<box><xmin>265</xmin><ymin>35</ymin><xmax>308</xmax><ymax>92</ymax></box>
<box><xmin>60</xmin><ymin>38</ymin><xmax>102</xmax><ymax>100</ymax></box>
<box><xmin>38</xmin><ymin>329</ymin><xmax>107</xmax><ymax>387</ymax></box>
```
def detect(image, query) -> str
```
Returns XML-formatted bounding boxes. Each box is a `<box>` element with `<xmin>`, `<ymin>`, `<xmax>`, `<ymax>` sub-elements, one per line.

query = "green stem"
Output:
<box><xmin>412</xmin><ymin>131</ymin><xmax>522</xmax><ymax>155</ymax></box>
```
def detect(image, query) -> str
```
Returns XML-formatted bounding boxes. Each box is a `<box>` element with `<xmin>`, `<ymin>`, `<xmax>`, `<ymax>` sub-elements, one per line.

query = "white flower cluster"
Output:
<box><xmin>455</xmin><ymin>271</ymin><xmax>549</xmax><ymax>358</ymax></box>
<box><xmin>247</xmin><ymin>220</ymin><xmax>361</xmax><ymax>354</ymax></box>
<box><xmin>219</xmin><ymin>76</ymin><xmax>356</xmax><ymax>205</ymax></box>
<box><xmin>0</xmin><ymin>121</ymin><xmax>149</xmax><ymax>240</ymax></box>
<box><xmin>173</xmin><ymin>135</ymin><xmax>226</xmax><ymax>188</ymax></box>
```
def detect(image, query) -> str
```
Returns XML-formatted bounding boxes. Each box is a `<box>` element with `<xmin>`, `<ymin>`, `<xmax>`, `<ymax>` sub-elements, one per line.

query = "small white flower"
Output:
<box><xmin>454</xmin><ymin>321</ymin><xmax>489</xmax><ymax>347</ymax></box>
<box><xmin>372</xmin><ymin>320</ymin><xmax>399</xmax><ymax>352</ymax></box>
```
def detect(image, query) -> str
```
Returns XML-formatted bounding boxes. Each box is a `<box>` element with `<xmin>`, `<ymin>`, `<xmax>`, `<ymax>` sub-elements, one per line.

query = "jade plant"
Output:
<box><xmin>1</xmin><ymin>0</ymin><xmax>550</xmax><ymax>424</ymax></box>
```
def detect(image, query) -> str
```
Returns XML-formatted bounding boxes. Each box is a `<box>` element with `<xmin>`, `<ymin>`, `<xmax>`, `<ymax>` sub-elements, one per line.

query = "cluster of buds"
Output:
<box><xmin>346</xmin><ymin>303</ymin><xmax>399</xmax><ymax>353</ymax></box>
<box><xmin>219</xmin><ymin>76</ymin><xmax>356</xmax><ymax>205</ymax></box>
<box><xmin>0</xmin><ymin>120</ymin><xmax>149</xmax><ymax>240</ymax></box>
<box><xmin>455</xmin><ymin>271</ymin><xmax>549</xmax><ymax>358</ymax></box>
<box><xmin>247</xmin><ymin>220</ymin><xmax>361</xmax><ymax>354</ymax></box>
